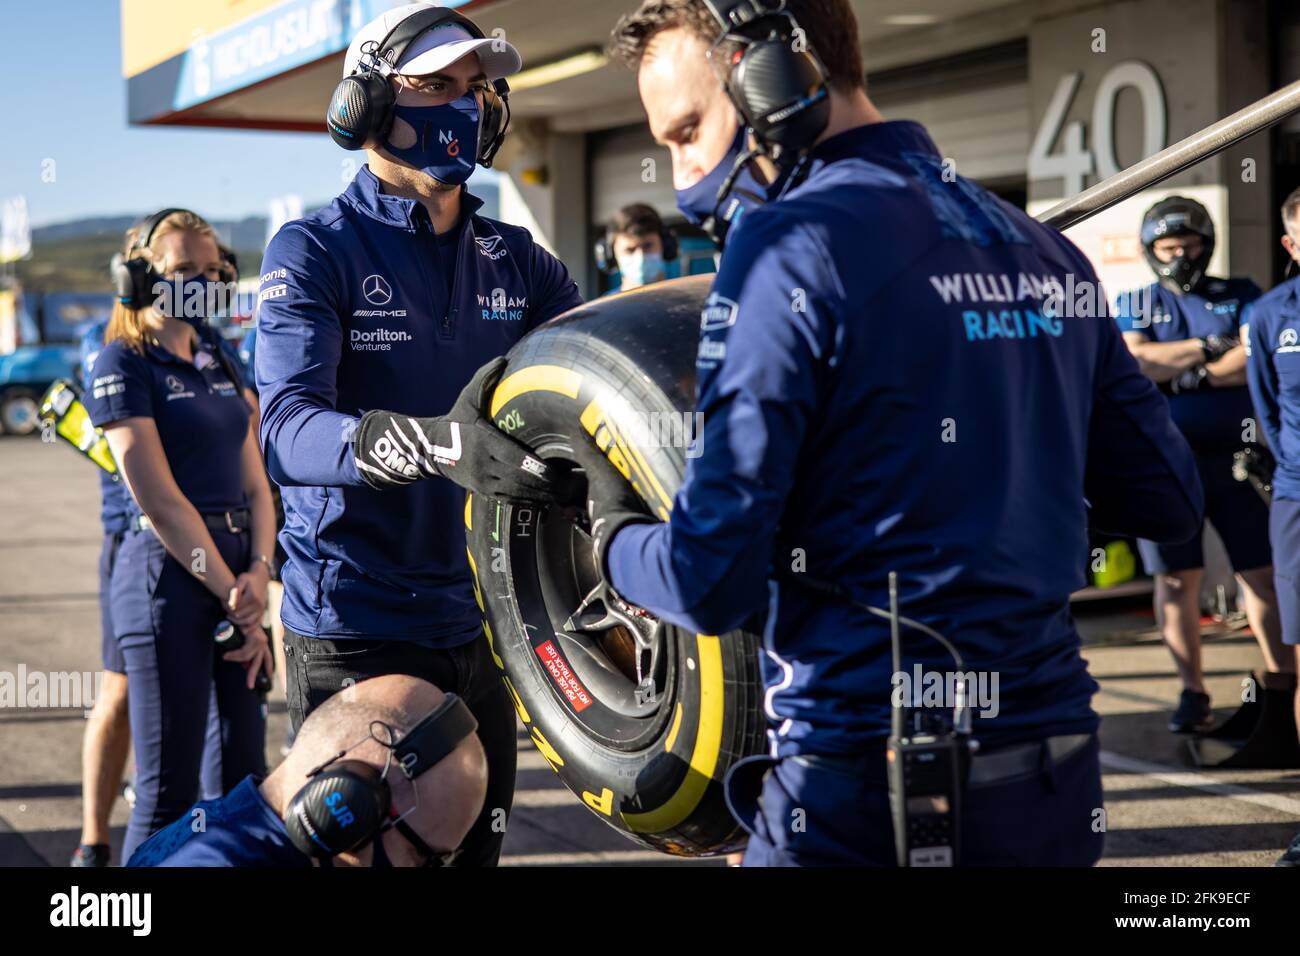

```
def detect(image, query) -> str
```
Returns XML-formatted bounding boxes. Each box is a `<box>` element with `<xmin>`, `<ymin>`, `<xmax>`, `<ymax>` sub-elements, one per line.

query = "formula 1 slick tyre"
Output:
<box><xmin>464</xmin><ymin>276</ymin><xmax>766</xmax><ymax>856</ymax></box>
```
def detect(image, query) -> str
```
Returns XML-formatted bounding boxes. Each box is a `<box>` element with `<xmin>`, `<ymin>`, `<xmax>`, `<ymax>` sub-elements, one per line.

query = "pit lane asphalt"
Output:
<box><xmin>1</xmin><ymin>435</ymin><xmax>1296</xmax><ymax>867</ymax></box>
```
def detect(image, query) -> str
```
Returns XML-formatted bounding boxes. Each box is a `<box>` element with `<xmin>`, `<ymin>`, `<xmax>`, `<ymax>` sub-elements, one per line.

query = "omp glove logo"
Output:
<box><xmin>363</xmin><ymin>275</ymin><xmax>393</xmax><ymax>305</ymax></box>
<box><xmin>475</xmin><ymin>235</ymin><xmax>508</xmax><ymax>261</ymax></box>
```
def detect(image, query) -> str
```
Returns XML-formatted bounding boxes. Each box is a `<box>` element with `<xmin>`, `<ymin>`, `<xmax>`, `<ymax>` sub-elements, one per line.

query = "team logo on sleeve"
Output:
<box><xmin>700</xmin><ymin>293</ymin><xmax>739</xmax><ymax>332</ymax></box>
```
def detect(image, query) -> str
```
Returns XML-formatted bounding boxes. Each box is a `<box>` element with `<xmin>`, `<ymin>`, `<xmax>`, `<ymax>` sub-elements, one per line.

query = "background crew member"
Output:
<box><xmin>1115</xmin><ymin>196</ymin><xmax>1287</xmax><ymax>734</ymax></box>
<box><xmin>597</xmin><ymin>202</ymin><xmax>681</xmax><ymax>293</ymax></box>
<box><xmin>69</xmin><ymin>316</ymin><xmax>133</xmax><ymax>868</ymax></box>
<box><xmin>128</xmin><ymin>675</ymin><xmax>487</xmax><ymax>867</ymax></box>
<box><xmin>86</xmin><ymin>210</ymin><xmax>275</xmax><ymax>861</ymax></box>
<box><xmin>1242</xmin><ymin>185</ymin><xmax>1300</xmax><ymax>866</ymax></box>
<box><xmin>255</xmin><ymin>3</ymin><xmax>582</xmax><ymax>866</ymax></box>
<box><xmin>596</xmin><ymin>0</ymin><xmax>1203</xmax><ymax>866</ymax></box>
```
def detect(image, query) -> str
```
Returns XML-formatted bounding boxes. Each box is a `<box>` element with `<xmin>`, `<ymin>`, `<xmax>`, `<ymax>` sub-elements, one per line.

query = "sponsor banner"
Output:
<box><xmin>129</xmin><ymin>0</ymin><xmax>477</xmax><ymax>116</ymax></box>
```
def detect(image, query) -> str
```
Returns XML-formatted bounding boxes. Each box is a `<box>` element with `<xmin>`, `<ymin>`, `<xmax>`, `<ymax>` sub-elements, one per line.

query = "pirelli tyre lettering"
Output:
<box><xmin>464</xmin><ymin>276</ymin><xmax>766</xmax><ymax>856</ymax></box>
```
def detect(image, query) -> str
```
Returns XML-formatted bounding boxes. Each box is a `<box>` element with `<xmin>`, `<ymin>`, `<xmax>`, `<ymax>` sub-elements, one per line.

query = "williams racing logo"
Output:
<box><xmin>353</xmin><ymin>274</ymin><xmax>407</xmax><ymax>318</ymax></box>
<box><xmin>477</xmin><ymin>288</ymin><xmax>528</xmax><ymax>321</ymax></box>
<box><xmin>475</xmin><ymin>235</ymin><xmax>508</xmax><ymax>261</ymax></box>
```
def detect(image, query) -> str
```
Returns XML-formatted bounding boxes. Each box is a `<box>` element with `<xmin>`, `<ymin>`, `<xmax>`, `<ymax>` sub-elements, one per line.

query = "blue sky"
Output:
<box><xmin>1</xmin><ymin>0</ymin><xmax>493</xmax><ymax>229</ymax></box>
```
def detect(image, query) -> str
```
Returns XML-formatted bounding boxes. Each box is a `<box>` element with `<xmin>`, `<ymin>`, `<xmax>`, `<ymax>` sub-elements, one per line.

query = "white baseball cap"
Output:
<box><xmin>343</xmin><ymin>3</ymin><xmax>522</xmax><ymax>80</ymax></box>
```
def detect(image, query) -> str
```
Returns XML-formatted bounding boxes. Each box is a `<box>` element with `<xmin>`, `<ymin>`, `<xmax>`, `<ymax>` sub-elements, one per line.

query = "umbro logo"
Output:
<box><xmin>363</xmin><ymin>274</ymin><xmax>393</xmax><ymax>305</ymax></box>
<box><xmin>475</xmin><ymin>235</ymin><xmax>507</xmax><ymax>261</ymax></box>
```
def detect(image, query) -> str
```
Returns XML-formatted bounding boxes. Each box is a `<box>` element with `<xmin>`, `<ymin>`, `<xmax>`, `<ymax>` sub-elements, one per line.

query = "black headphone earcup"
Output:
<box><xmin>729</xmin><ymin>41</ymin><xmax>830</xmax><ymax>155</ymax></box>
<box><xmin>110</xmin><ymin>253</ymin><xmax>157</xmax><ymax>310</ymax></box>
<box><xmin>477</xmin><ymin>84</ymin><xmax>509</xmax><ymax>167</ymax></box>
<box><xmin>284</xmin><ymin>761</ymin><xmax>391</xmax><ymax>858</ymax></box>
<box><xmin>662</xmin><ymin>229</ymin><xmax>679</xmax><ymax>262</ymax></box>
<box><xmin>328</xmin><ymin>74</ymin><xmax>395</xmax><ymax>150</ymax></box>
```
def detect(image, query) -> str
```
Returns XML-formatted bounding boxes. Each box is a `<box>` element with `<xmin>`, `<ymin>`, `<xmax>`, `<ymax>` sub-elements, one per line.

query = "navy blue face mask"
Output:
<box><xmin>154</xmin><ymin>274</ymin><xmax>220</xmax><ymax>332</ymax></box>
<box><xmin>675</xmin><ymin>126</ymin><xmax>785</xmax><ymax>246</ymax></box>
<box><xmin>385</xmin><ymin>94</ymin><xmax>480</xmax><ymax>186</ymax></box>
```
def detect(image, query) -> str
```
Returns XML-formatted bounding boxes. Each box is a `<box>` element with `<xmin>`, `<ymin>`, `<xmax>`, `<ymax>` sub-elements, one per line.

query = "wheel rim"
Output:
<box><xmin>500</xmin><ymin>439</ymin><xmax>675</xmax><ymax>751</ymax></box>
<box><xmin>3</xmin><ymin>397</ymin><xmax>38</xmax><ymax>435</ymax></box>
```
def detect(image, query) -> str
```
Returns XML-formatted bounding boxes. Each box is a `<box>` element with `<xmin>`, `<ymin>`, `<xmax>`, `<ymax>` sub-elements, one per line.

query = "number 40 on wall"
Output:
<box><xmin>1029</xmin><ymin>61</ymin><xmax>1167</xmax><ymax>197</ymax></box>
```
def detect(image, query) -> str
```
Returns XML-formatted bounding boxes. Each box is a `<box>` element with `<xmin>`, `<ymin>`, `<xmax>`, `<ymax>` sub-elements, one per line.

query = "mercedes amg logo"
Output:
<box><xmin>1282</xmin><ymin>328</ymin><xmax>1298</xmax><ymax>348</ymax></box>
<box><xmin>165</xmin><ymin>375</ymin><xmax>185</xmax><ymax>393</ymax></box>
<box><xmin>363</xmin><ymin>274</ymin><xmax>393</xmax><ymax>305</ymax></box>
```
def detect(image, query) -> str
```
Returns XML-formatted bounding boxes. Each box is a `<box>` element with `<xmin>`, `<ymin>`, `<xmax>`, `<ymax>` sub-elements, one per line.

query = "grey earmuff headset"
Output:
<box><xmin>326</xmin><ymin>5</ymin><xmax>511</xmax><ymax>167</ymax></box>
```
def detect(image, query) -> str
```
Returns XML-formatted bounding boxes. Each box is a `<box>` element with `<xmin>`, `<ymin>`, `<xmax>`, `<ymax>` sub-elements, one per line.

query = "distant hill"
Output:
<box><xmin>16</xmin><ymin>179</ymin><xmax>499</xmax><ymax>294</ymax></box>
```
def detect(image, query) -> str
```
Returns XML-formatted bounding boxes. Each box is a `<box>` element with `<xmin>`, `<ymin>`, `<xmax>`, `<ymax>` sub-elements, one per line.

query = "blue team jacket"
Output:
<box><xmin>1114</xmin><ymin>279</ymin><xmax>1261</xmax><ymax>454</ymax></box>
<box><xmin>255</xmin><ymin>166</ymin><xmax>582</xmax><ymax>642</ymax></box>
<box><xmin>609</xmin><ymin>121</ymin><xmax>1204</xmax><ymax>755</ymax></box>
<box><xmin>127</xmin><ymin>775</ymin><xmax>310</xmax><ymax>867</ymax></box>
<box><xmin>1245</xmin><ymin>274</ymin><xmax>1300</xmax><ymax>501</ymax></box>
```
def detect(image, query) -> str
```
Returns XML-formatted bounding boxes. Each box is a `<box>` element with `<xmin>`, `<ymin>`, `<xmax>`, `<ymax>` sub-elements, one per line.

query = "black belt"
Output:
<box><xmin>795</xmin><ymin>733</ymin><xmax>1094</xmax><ymax>789</ymax></box>
<box><xmin>132</xmin><ymin>509</ymin><xmax>251</xmax><ymax>534</ymax></box>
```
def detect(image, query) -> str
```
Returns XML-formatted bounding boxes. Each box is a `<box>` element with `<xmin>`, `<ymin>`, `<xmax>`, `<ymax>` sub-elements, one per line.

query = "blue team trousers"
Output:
<box><xmin>111</xmin><ymin>526</ymin><xmax>266</xmax><ymax>861</ymax></box>
<box><xmin>725</xmin><ymin>733</ymin><xmax>1105</xmax><ymax>866</ymax></box>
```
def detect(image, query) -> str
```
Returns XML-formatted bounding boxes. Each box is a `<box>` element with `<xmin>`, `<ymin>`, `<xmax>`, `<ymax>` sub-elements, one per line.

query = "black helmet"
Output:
<box><xmin>1140</xmin><ymin>195</ymin><xmax>1216</xmax><ymax>294</ymax></box>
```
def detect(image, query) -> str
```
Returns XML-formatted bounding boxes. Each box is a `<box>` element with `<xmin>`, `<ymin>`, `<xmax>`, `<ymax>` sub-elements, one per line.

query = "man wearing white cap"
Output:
<box><xmin>254</xmin><ymin>2</ymin><xmax>583</xmax><ymax>866</ymax></box>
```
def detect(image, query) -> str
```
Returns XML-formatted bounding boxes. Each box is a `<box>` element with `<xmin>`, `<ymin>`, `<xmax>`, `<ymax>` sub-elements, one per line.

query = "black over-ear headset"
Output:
<box><xmin>110</xmin><ymin>208</ymin><xmax>197</xmax><ymax>309</ymax></box>
<box><xmin>327</xmin><ymin>5</ymin><xmax>511</xmax><ymax>167</ymax></box>
<box><xmin>701</xmin><ymin>0</ymin><xmax>832</xmax><ymax>162</ymax></box>
<box><xmin>594</xmin><ymin>225</ymin><xmax>679</xmax><ymax>274</ymax></box>
<box><xmin>284</xmin><ymin>693</ymin><xmax>478</xmax><ymax>864</ymax></box>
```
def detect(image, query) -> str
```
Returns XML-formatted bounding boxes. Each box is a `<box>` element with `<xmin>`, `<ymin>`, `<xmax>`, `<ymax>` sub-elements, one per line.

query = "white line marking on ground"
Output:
<box><xmin>1100</xmin><ymin>749</ymin><xmax>1300</xmax><ymax>818</ymax></box>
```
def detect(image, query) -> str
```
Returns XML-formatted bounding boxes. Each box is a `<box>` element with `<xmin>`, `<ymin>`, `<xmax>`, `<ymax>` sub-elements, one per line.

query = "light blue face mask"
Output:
<box><xmin>615</xmin><ymin>251</ymin><xmax>667</xmax><ymax>290</ymax></box>
<box><xmin>385</xmin><ymin>94</ymin><xmax>480</xmax><ymax>185</ymax></box>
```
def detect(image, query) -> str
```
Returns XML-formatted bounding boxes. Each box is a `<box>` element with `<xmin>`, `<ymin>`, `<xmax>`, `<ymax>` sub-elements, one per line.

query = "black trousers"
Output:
<box><xmin>283</xmin><ymin>629</ymin><xmax>516</xmax><ymax>867</ymax></box>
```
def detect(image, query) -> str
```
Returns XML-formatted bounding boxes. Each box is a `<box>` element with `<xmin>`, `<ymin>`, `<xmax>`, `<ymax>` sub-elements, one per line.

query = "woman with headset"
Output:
<box><xmin>85</xmin><ymin>209</ymin><xmax>275</xmax><ymax>860</ymax></box>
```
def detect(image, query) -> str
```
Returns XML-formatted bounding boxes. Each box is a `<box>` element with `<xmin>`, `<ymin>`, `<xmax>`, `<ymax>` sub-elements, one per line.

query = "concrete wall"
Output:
<box><xmin>1027</xmin><ymin>0</ymin><xmax>1273</xmax><ymax>289</ymax></box>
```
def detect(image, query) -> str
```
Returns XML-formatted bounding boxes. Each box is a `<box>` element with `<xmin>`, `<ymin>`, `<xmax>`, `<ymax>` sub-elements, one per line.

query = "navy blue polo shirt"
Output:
<box><xmin>1114</xmin><ymin>279</ymin><xmax>1261</xmax><ymax>454</ymax></box>
<box><xmin>1245</xmin><ymin>276</ymin><xmax>1300</xmax><ymax>500</ymax></box>
<box><xmin>79</xmin><ymin>320</ymin><xmax>132</xmax><ymax>534</ymax></box>
<box><xmin>255</xmin><ymin>166</ymin><xmax>582</xmax><ymax>643</ymax></box>
<box><xmin>608</xmin><ymin>121</ymin><xmax>1203</xmax><ymax>755</ymax></box>
<box><xmin>85</xmin><ymin>330</ymin><xmax>251</xmax><ymax>515</ymax></box>
<box><xmin>127</xmin><ymin>775</ymin><xmax>310</xmax><ymax>867</ymax></box>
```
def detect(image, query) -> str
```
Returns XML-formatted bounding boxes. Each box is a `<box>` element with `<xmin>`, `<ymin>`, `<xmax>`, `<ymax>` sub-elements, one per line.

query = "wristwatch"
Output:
<box><xmin>252</xmin><ymin>553</ymin><xmax>274</xmax><ymax>576</ymax></box>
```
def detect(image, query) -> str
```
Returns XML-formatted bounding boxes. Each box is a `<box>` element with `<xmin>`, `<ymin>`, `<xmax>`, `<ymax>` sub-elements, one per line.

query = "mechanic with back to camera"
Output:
<box><xmin>582</xmin><ymin>0</ymin><xmax>1204</xmax><ymax>866</ymax></box>
<box><xmin>1113</xmin><ymin>196</ymin><xmax>1288</xmax><ymax>736</ymax></box>
<box><xmin>254</xmin><ymin>2</ymin><xmax>583</xmax><ymax>867</ymax></box>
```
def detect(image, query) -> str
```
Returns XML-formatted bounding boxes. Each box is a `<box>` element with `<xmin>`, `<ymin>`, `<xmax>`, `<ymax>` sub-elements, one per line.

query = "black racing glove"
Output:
<box><xmin>352</xmin><ymin>356</ymin><xmax>556</xmax><ymax>502</ymax></box>
<box><xmin>1169</xmin><ymin>364</ymin><xmax>1209</xmax><ymax>394</ymax></box>
<box><xmin>1200</xmin><ymin>334</ymin><xmax>1239</xmax><ymax>362</ymax></box>
<box><xmin>570</xmin><ymin>435</ymin><xmax>654</xmax><ymax>578</ymax></box>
